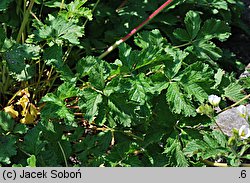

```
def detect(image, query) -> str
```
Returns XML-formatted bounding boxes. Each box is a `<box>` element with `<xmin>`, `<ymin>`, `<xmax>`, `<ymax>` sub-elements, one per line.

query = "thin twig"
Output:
<box><xmin>98</xmin><ymin>0</ymin><xmax>174</xmax><ymax>59</ymax></box>
<box><xmin>220</xmin><ymin>93</ymin><xmax>250</xmax><ymax>113</ymax></box>
<box><xmin>83</xmin><ymin>0</ymin><xmax>100</xmax><ymax>27</ymax></box>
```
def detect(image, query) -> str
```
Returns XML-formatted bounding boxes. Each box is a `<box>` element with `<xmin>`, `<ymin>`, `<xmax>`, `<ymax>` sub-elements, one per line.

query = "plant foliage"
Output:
<box><xmin>0</xmin><ymin>0</ymin><xmax>249</xmax><ymax>167</ymax></box>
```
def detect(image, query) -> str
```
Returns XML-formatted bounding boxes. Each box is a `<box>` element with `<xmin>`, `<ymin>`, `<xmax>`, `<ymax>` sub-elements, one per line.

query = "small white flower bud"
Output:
<box><xmin>208</xmin><ymin>95</ymin><xmax>221</xmax><ymax>107</ymax></box>
<box><xmin>237</xmin><ymin>105</ymin><xmax>248</xmax><ymax>119</ymax></box>
<box><xmin>238</xmin><ymin>125</ymin><xmax>250</xmax><ymax>140</ymax></box>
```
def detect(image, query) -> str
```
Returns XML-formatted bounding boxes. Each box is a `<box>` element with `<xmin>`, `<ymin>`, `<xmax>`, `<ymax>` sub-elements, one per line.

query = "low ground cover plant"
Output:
<box><xmin>0</xmin><ymin>0</ymin><xmax>250</xmax><ymax>167</ymax></box>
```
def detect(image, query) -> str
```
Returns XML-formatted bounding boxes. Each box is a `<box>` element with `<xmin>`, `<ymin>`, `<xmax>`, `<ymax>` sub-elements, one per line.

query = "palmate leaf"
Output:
<box><xmin>174</xmin><ymin>11</ymin><xmax>231</xmax><ymax>42</ymax></box>
<box><xmin>173</xmin><ymin>10</ymin><xmax>201</xmax><ymax>41</ymax></box>
<box><xmin>184</xmin><ymin>83</ymin><xmax>208</xmax><ymax>103</ymax></box>
<box><xmin>165</xmin><ymin>62</ymin><xmax>213</xmax><ymax>116</ymax></box>
<box><xmin>56</xmin><ymin>82</ymin><xmax>79</xmax><ymax>101</ymax></box>
<box><xmin>134</xmin><ymin>29</ymin><xmax>164</xmax><ymax>49</ymax></box>
<box><xmin>35</xmin><ymin>14</ymin><xmax>84</xmax><ymax>44</ymax></box>
<box><xmin>173</xmin><ymin>10</ymin><xmax>230</xmax><ymax>61</ymax></box>
<box><xmin>180</xmin><ymin>62</ymin><xmax>213</xmax><ymax>103</ymax></box>
<box><xmin>40</xmin><ymin>102</ymin><xmax>74</xmax><ymax>122</ymax></box>
<box><xmin>61</xmin><ymin>0</ymin><xmax>93</xmax><ymax>22</ymax></box>
<box><xmin>118</xmin><ymin>30</ymin><xmax>164</xmax><ymax>73</ymax></box>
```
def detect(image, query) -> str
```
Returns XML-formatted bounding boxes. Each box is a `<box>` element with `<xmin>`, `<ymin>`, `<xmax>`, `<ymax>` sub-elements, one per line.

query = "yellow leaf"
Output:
<box><xmin>3</xmin><ymin>105</ymin><xmax>19</xmax><ymax>118</ymax></box>
<box><xmin>17</xmin><ymin>88</ymin><xmax>30</xmax><ymax>97</ymax></box>
<box><xmin>20</xmin><ymin>112</ymin><xmax>36</xmax><ymax>124</ymax></box>
<box><xmin>16</xmin><ymin>95</ymin><xmax>29</xmax><ymax>116</ymax></box>
<box><xmin>20</xmin><ymin>103</ymin><xmax>39</xmax><ymax>124</ymax></box>
<box><xmin>29</xmin><ymin>103</ymin><xmax>39</xmax><ymax>118</ymax></box>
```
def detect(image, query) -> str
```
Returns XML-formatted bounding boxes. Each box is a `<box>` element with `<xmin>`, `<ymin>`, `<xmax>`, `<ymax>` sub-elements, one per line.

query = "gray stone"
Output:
<box><xmin>215</xmin><ymin>104</ymin><xmax>250</xmax><ymax>136</ymax></box>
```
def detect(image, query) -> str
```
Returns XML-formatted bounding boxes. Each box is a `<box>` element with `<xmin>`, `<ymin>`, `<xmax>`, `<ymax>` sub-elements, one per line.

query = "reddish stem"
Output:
<box><xmin>99</xmin><ymin>0</ymin><xmax>174</xmax><ymax>59</ymax></box>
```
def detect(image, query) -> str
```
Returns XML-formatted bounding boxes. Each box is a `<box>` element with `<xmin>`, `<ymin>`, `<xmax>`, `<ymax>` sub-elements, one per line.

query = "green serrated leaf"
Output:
<box><xmin>118</xmin><ymin>43</ymin><xmax>137</xmax><ymax>72</ymax></box>
<box><xmin>184</xmin><ymin>11</ymin><xmax>201</xmax><ymax>40</ymax></box>
<box><xmin>80</xmin><ymin>89</ymin><xmax>103</xmax><ymax>122</ymax></box>
<box><xmin>56</xmin><ymin>105</ymin><xmax>75</xmax><ymax>122</ymax></box>
<box><xmin>23</xmin><ymin>126</ymin><xmax>46</xmax><ymax>155</ymax></box>
<box><xmin>0</xmin><ymin>111</ymin><xmax>15</xmax><ymax>132</ymax></box>
<box><xmin>175</xmin><ymin>144</ymin><xmax>189</xmax><ymax>167</ymax></box>
<box><xmin>183</xmin><ymin>139</ymin><xmax>208</xmax><ymax>157</ymax></box>
<box><xmin>184</xmin><ymin>131</ymin><xmax>229</xmax><ymax>160</ymax></box>
<box><xmin>0</xmin><ymin>136</ymin><xmax>17</xmax><ymax>164</ymax></box>
<box><xmin>13</xmin><ymin>124</ymin><xmax>28</xmax><ymax>135</ymax></box>
<box><xmin>43</xmin><ymin>44</ymin><xmax>74</xmax><ymax>81</ymax></box>
<box><xmin>41</xmin><ymin>93</ymin><xmax>63</xmax><ymax>105</ymax></box>
<box><xmin>89</xmin><ymin>62</ymin><xmax>106</xmax><ymax>90</ymax></box>
<box><xmin>173</xmin><ymin>28</ymin><xmax>190</xmax><ymax>42</ymax></box>
<box><xmin>108</xmin><ymin>96</ymin><xmax>132</xmax><ymax>127</ymax></box>
<box><xmin>166</xmin><ymin>82</ymin><xmax>196</xmax><ymax>117</ymax></box>
<box><xmin>76</xmin><ymin>56</ymin><xmax>98</xmax><ymax>77</ymax></box>
<box><xmin>40</xmin><ymin>83</ymin><xmax>76</xmax><ymax>123</ymax></box>
<box><xmin>223</xmin><ymin>82</ymin><xmax>245</xmax><ymax>102</ymax></box>
<box><xmin>27</xmin><ymin>155</ymin><xmax>36</xmax><ymax>167</ymax></box>
<box><xmin>56</xmin><ymin>82</ymin><xmax>78</xmax><ymax>101</ymax></box>
<box><xmin>191</xmin><ymin>40</ymin><xmax>222</xmax><ymax>61</ymax></box>
<box><xmin>134</xmin><ymin>29</ymin><xmax>164</xmax><ymax>49</ymax></box>
<box><xmin>163</xmin><ymin>136</ymin><xmax>189</xmax><ymax>167</ymax></box>
<box><xmin>128</xmin><ymin>74</ymin><xmax>152</xmax><ymax>104</ymax></box>
<box><xmin>164</xmin><ymin>46</ymin><xmax>188</xmax><ymax>79</ymax></box>
<box><xmin>213</xmin><ymin>68</ymin><xmax>225</xmax><ymax>88</ymax></box>
<box><xmin>183</xmin><ymin>83</ymin><xmax>208</xmax><ymax>103</ymax></box>
<box><xmin>198</xmin><ymin>19</ymin><xmax>231</xmax><ymax>41</ymax></box>
<box><xmin>61</xmin><ymin>0</ymin><xmax>92</xmax><ymax>23</ymax></box>
<box><xmin>211</xmin><ymin>131</ymin><xmax>227</xmax><ymax>147</ymax></box>
<box><xmin>35</xmin><ymin>14</ymin><xmax>84</xmax><ymax>44</ymax></box>
<box><xmin>5</xmin><ymin>44</ymin><xmax>39</xmax><ymax>81</ymax></box>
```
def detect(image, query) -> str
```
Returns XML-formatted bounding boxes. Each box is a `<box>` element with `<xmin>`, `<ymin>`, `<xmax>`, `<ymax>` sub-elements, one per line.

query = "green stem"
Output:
<box><xmin>83</xmin><ymin>0</ymin><xmax>100</xmax><ymax>27</ymax></box>
<box><xmin>220</xmin><ymin>93</ymin><xmax>250</xmax><ymax>113</ymax></box>
<box><xmin>209</xmin><ymin>114</ymin><xmax>226</xmax><ymax>136</ymax></box>
<box><xmin>173</xmin><ymin>42</ymin><xmax>192</xmax><ymax>48</ymax></box>
<box><xmin>58</xmin><ymin>141</ymin><xmax>68</xmax><ymax>167</ymax></box>
<box><xmin>59</xmin><ymin>0</ymin><xmax>65</xmax><ymax>12</ymax></box>
<box><xmin>98</xmin><ymin>0</ymin><xmax>174</xmax><ymax>59</ymax></box>
<box><xmin>16</xmin><ymin>0</ymin><xmax>35</xmax><ymax>43</ymax></box>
